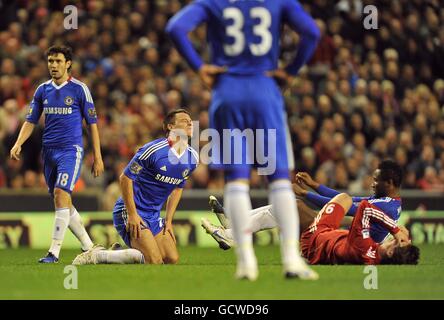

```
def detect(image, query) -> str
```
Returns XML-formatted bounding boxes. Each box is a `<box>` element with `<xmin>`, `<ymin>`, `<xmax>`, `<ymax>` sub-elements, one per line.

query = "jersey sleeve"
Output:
<box><xmin>123</xmin><ymin>146</ymin><xmax>153</xmax><ymax>181</ymax></box>
<box><xmin>25</xmin><ymin>85</ymin><xmax>44</xmax><ymax>124</ymax></box>
<box><xmin>352</xmin><ymin>196</ymin><xmax>369</xmax><ymax>202</ymax></box>
<box><xmin>348</xmin><ymin>200</ymin><xmax>387</xmax><ymax>265</ymax></box>
<box><xmin>78</xmin><ymin>84</ymin><xmax>97</xmax><ymax>125</ymax></box>
<box><xmin>165</xmin><ymin>1</ymin><xmax>209</xmax><ymax>71</ymax></box>
<box><xmin>282</xmin><ymin>0</ymin><xmax>321</xmax><ymax>75</ymax></box>
<box><xmin>306</xmin><ymin>192</ymin><xmax>331</xmax><ymax>208</ymax></box>
<box><xmin>358</xmin><ymin>201</ymin><xmax>400</xmax><ymax>235</ymax></box>
<box><xmin>316</xmin><ymin>184</ymin><xmax>340</xmax><ymax>198</ymax></box>
<box><xmin>306</xmin><ymin>191</ymin><xmax>359</xmax><ymax>216</ymax></box>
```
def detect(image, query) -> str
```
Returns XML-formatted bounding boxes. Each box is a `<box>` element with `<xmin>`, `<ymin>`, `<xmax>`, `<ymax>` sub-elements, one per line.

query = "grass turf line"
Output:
<box><xmin>0</xmin><ymin>245</ymin><xmax>443</xmax><ymax>299</ymax></box>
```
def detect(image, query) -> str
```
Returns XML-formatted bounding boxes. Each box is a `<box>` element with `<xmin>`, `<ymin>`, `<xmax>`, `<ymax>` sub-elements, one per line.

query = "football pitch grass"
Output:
<box><xmin>1</xmin><ymin>245</ymin><xmax>443</xmax><ymax>300</ymax></box>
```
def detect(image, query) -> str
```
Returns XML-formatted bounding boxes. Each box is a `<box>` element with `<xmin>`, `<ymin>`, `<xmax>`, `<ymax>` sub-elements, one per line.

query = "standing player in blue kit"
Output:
<box><xmin>167</xmin><ymin>0</ymin><xmax>320</xmax><ymax>280</ymax></box>
<box><xmin>10</xmin><ymin>46</ymin><xmax>104</xmax><ymax>263</ymax></box>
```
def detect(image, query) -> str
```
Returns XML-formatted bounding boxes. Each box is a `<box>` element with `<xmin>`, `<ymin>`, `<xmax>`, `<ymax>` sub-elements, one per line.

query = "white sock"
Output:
<box><xmin>224</xmin><ymin>182</ymin><xmax>256</xmax><ymax>267</ymax></box>
<box><xmin>69</xmin><ymin>206</ymin><xmax>94</xmax><ymax>251</ymax></box>
<box><xmin>224</xmin><ymin>228</ymin><xmax>233</xmax><ymax>240</ymax></box>
<box><xmin>49</xmin><ymin>208</ymin><xmax>70</xmax><ymax>258</ymax></box>
<box><xmin>95</xmin><ymin>249</ymin><xmax>144</xmax><ymax>264</ymax></box>
<box><xmin>224</xmin><ymin>205</ymin><xmax>279</xmax><ymax>239</ymax></box>
<box><xmin>249</xmin><ymin>205</ymin><xmax>277</xmax><ymax>232</ymax></box>
<box><xmin>269</xmin><ymin>180</ymin><xmax>303</xmax><ymax>268</ymax></box>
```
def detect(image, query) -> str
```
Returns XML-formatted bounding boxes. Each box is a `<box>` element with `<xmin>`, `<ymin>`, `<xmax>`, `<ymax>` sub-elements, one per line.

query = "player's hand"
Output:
<box><xmin>266</xmin><ymin>69</ymin><xmax>293</xmax><ymax>89</ymax></box>
<box><xmin>163</xmin><ymin>220</ymin><xmax>176</xmax><ymax>244</ymax></box>
<box><xmin>198</xmin><ymin>64</ymin><xmax>227</xmax><ymax>89</ymax></box>
<box><xmin>399</xmin><ymin>225</ymin><xmax>410</xmax><ymax>238</ymax></box>
<box><xmin>394</xmin><ymin>229</ymin><xmax>410</xmax><ymax>247</ymax></box>
<box><xmin>92</xmin><ymin>157</ymin><xmax>104</xmax><ymax>178</ymax></box>
<box><xmin>292</xmin><ymin>182</ymin><xmax>308</xmax><ymax>197</ymax></box>
<box><xmin>10</xmin><ymin>144</ymin><xmax>22</xmax><ymax>160</ymax></box>
<box><xmin>127</xmin><ymin>213</ymin><xmax>146</xmax><ymax>240</ymax></box>
<box><xmin>295</xmin><ymin>172</ymin><xmax>319</xmax><ymax>189</ymax></box>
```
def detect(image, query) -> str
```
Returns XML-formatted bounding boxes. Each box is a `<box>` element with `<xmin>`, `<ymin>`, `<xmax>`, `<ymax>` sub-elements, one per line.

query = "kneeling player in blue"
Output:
<box><xmin>73</xmin><ymin>109</ymin><xmax>198</xmax><ymax>265</ymax></box>
<box><xmin>10</xmin><ymin>46</ymin><xmax>104</xmax><ymax>263</ymax></box>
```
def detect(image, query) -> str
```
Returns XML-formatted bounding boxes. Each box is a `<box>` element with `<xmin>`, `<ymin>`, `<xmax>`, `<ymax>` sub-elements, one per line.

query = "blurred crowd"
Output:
<box><xmin>0</xmin><ymin>0</ymin><xmax>443</xmax><ymax>207</ymax></box>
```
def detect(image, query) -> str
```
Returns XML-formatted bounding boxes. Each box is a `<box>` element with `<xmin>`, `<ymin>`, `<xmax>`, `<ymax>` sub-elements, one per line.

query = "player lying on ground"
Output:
<box><xmin>202</xmin><ymin>196</ymin><xmax>334</xmax><ymax>250</ymax></box>
<box><xmin>202</xmin><ymin>160</ymin><xmax>404</xmax><ymax>250</ymax></box>
<box><xmin>204</xmin><ymin>192</ymin><xmax>418</xmax><ymax>264</ymax></box>
<box><xmin>73</xmin><ymin>109</ymin><xmax>198</xmax><ymax>265</ymax></box>
<box><xmin>300</xmin><ymin>193</ymin><xmax>419</xmax><ymax>265</ymax></box>
<box><xmin>10</xmin><ymin>46</ymin><xmax>104</xmax><ymax>263</ymax></box>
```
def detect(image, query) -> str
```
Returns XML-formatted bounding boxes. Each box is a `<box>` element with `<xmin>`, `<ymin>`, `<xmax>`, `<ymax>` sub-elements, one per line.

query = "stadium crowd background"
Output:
<box><xmin>0</xmin><ymin>0</ymin><xmax>443</xmax><ymax>209</ymax></box>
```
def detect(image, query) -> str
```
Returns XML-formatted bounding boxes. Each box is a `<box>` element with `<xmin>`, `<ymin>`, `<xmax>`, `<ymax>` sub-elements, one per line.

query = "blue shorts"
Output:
<box><xmin>42</xmin><ymin>145</ymin><xmax>83</xmax><ymax>195</ymax></box>
<box><xmin>209</xmin><ymin>74</ymin><xmax>294</xmax><ymax>181</ymax></box>
<box><xmin>112</xmin><ymin>198</ymin><xmax>165</xmax><ymax>247</ymax></box>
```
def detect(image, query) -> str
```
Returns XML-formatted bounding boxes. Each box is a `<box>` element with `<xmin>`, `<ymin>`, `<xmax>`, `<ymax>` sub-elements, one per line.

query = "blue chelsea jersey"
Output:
<box><xmin>166</xmin><ymin>0</ymin><xmax>320</xmax><ymax>75</ymax></box>
<box><xmin>123</xmin><ymin>138</ymin><xmax>199</xmax><ymax>217</ymax></box>
<box><xmin>353</xmin><ymin>196</ymin><xmax>402</xmax><ymax>243</ymax></box>
<box><xmin>26</xmin><ymin>77</ymin><xmax>97</xmax><ymax>148</ymax></box>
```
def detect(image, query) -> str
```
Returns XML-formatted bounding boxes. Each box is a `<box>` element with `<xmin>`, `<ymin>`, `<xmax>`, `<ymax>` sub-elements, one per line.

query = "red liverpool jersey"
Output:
<box><xmin>301</xmin><ymin>200</ymin><xmax>400</xmax><ymax>265</ymax></box>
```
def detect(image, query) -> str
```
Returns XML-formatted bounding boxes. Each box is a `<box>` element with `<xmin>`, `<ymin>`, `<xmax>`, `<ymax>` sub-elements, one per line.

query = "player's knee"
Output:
<box><xmin>53</xmin><ymin>188</ymin><xmax>71</xmax><ymax>208</ymax></box>
<box><xmin>335</xmin><ymin>193</ymin><xmax>353</xmax><ymax>210</ymax></box>
<box><xmin>144</xmin><ymin>254</ymin><xmax>163</xmax><ymax>265</ymax></box>
<box><xmin>164</xmin><ymin>253</ymin><xmax>179</xmax><ymax>265</ymax></box>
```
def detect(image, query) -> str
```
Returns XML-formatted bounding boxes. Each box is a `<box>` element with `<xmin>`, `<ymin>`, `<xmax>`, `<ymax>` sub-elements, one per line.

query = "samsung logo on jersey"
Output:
<box><xmin>155</xmin><ymin>174</ymin><xmax>183</xmax><ymax>185</ymax></box>
<box><xmin>44</xmin><ymin>107</ymin><xmax>73</xmax><ymax>115</ymax></box>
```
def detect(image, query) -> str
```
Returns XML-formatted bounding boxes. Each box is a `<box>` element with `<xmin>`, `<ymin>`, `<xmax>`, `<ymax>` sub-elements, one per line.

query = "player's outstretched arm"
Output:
<box><xmin>164</xmin><ymin>187</ymin><xmax>183</xmax><ymax>243</ymax></box>
<box><xmin>10</xmin><ymin>121</ymin><xmax>35</xmax><ymax>160</ymax></box>
<box><xmin>89</xmin><ymin>123</ymin><xmax>104</xmax><ymax>177</ymax></box>
<box><xmin>296</xmin><ymin>172</ymin><xmax>344</xmax><ymax>198</ymax></box>
<box><xmin>119</xmin><ymin>173</ymin><xmax>146</xmax><ymax>239</ymax></box>
<box><xmin>294</xmin><ymin>174</ymin><xmax>359</xmax><ymax>215</ymax></box>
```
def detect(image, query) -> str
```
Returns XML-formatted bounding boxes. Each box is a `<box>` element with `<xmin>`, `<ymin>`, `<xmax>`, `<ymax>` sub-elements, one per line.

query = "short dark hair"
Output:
<box><xmin>46</xmin><ymin>45</ymin><xmax>73</xmax><ymax>71</ymax></box>
<box><xmin>378</xmin><ymin>159</ymin><xmax>403</xmax><ymax>187</ymax></box>
<box><xmin>381</xmin><ymin>245</ymin><xmax>420</xmax><ymax>265</ymax></box>
<box><xmin>163</xmin><ymin>109</ymin><xmax>191</xmax><ymax>135</ymax></box>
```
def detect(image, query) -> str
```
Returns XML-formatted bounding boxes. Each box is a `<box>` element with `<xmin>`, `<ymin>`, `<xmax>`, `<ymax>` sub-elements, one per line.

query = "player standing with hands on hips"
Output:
<box><xmin>10</xmin><ymin>46</ymin><xmax>104</xmax><ymax>263</ymax></box>
<box><xmin>167</xmin><ymin>0</ymin><xmax>320</xmax><ymax>280</ymax></box>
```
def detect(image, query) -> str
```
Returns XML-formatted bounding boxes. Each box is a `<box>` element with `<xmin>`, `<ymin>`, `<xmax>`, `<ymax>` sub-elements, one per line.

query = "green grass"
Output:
<box><xmin>0</xmin><ymin>245</ymin><xmax>443</xmax><ymax>300</ymax></box>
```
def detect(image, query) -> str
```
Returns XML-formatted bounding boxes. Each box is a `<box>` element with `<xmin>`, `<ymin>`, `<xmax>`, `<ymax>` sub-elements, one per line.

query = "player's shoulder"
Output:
<box><xmin>69</xmin><ymin>77</ymin><xmax>89</xmax><ymax>88</ymax></box>
<box><xmin>368</xmin><ymin>196</ymin><xmax>401</xmax><ymax>204</ymax></box>
<box><xmin>69</xmin><ymin>77</ymin><xmax>94</xmax><ymax>101</ymax></box>
<box><xmin>137</xmin><ymin>138</ymin><xmax>169</xmax><ymax>160</ymax></box>
<box><xmin>368</xmin><ymin>197</ymin><xmax>401</xmax><ymax>218</ymax></box>
<box><xmin>35</xmin><ymin>79</ymin><xmax>52</xmax><ymax>92</ymax></box>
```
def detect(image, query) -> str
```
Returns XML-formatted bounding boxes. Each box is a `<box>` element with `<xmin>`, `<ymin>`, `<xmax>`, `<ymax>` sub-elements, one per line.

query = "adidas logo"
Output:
<box><xmin>160</xmin><ymin>165</ymin><xmax>167</xmax><ymax>172</ymax></box>
<box><xmin>43</xmin><ymin>99</ymin><xmax>48</xmax><ymax>104</ymax></box>
<box><xmin>366</xmin><ymin>246</ymin><xmax>376</xmax><ymax>259</ymax></box>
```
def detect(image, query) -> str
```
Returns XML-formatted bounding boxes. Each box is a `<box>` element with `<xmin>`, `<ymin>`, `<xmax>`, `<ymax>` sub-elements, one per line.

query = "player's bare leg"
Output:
<box><xmin>130</xmin><ymin>229</ymin><xmax>163</xmax><ymax>264</ymax></box>
<box><xmin>155</xmin><ymin>231</ymin><xmax>179</xmax><ymax>264</ymax></box>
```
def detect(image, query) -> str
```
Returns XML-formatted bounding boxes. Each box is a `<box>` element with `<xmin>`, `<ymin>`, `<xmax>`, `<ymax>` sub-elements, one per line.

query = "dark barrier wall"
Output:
<box><xmin>0</xmin><ymin>190</ymin><xmax>443</xmax><ymax>212</ymax></box>
<box><xmin>0</xmin><ymin>191</ymin><xmax>101</xmax><ymax>212</ymax></box>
